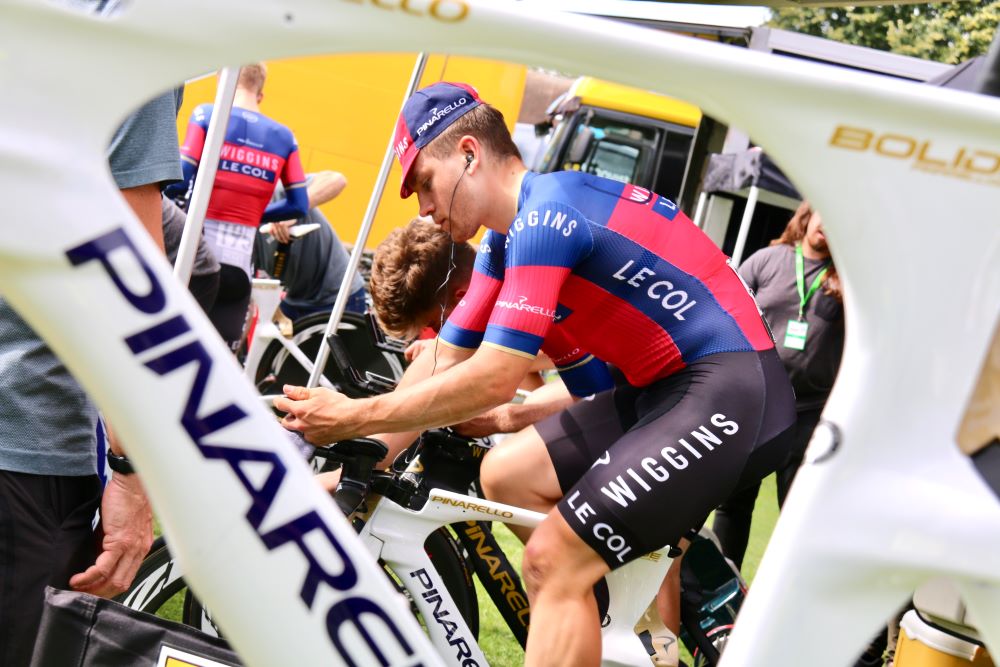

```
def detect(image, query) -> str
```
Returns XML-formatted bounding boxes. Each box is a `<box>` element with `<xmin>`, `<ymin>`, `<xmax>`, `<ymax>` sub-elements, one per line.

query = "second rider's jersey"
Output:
<box><xmin>440</xmin><ymin>171</ymin><xmax>773</xmax><ymax>394</ymax></box>
<box><xmin>178</xmin><ymin>104</ymin><xmax>307</xmax><ymax>228</ymax></box>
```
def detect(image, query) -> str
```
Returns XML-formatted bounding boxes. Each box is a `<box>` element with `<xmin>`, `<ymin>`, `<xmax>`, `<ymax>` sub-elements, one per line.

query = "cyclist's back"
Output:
<box><xmin>169</xmin><ymin>63</ymin><xmax>308</xmax><ymax>348</ymax></box>
<box><xmin>181</xmin><ymin>103</ymin><xmax>305</xmax><ymax>232</ymax></box>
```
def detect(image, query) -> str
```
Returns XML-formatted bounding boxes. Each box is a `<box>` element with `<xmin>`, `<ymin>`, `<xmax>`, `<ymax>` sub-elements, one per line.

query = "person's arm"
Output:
<box><xmin>262</xmin><ymin>144</ymin><xmax>309</xmax><ymax>223</ymax></box>
<box><xmin>69</xmin><ymin>425</ymin><xmax>152</xmax><ymax>597</ymax></box>
<box><xmin>278</xmin><ymin>343</ymin><xmax>532</xmax><ymax>444</ymax></box>
<box><xmin>453</xmin><ymin>379</ymin><xmax>575</xmax><ymax>438</ymax></box>
<box><xmin>305</xmin><ymin>170</ymin><xmax>347</xmax><ymax>208</ymax></box>
<box><xmin>119</xmin><ymin>183</ymin><xmax>165</xmax><ymax>252</ymax></box>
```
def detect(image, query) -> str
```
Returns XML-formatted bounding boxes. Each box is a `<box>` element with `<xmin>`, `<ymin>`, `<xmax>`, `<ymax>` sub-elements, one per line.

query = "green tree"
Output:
<box><xmin>769</xmin><ymin>1</ymin><xmax>1000</xmax><ymax>64</ymax></box>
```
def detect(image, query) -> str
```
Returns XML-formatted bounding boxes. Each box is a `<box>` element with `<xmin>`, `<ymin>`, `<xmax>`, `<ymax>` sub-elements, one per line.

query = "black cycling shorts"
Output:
<box><xmin>537</xmin><ymin>348</ymin><xmax>795</xmax><ymax>569</ymax></box>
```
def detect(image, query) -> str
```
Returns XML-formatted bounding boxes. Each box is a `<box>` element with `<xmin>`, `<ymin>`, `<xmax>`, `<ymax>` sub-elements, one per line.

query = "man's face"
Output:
<box><xmin>804</xmin><ymin>210</ymin><xmax>829</xmax><ymax>257</ymax></box>
<box><xmin>406</xmin><ymin>150</ymin><xmax>479</xmax><ymax>243</ymax></box>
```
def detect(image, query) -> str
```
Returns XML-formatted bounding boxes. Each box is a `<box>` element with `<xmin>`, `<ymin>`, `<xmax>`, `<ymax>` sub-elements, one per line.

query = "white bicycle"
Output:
<box><xmin>2</xmin><ymin>1</ymin><xmax>998</xmax><ymax>666</ymax></box>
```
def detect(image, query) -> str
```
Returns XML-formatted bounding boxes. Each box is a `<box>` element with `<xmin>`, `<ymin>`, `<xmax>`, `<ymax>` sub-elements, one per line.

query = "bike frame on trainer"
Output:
<box><xmin>361</xmin><ymin>487</ymin><xmax>673</xmax><ymax>667</ymax></box>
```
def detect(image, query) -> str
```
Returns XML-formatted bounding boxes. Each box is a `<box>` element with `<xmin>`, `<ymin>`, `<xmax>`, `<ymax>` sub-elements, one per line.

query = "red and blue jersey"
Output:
<box><xmin>175</xmin><ymin>104</ymin><xmax>308</xmax><ymax>227</ymax></box>
<box><xmin>440</xmin><ymin>171</ymin><xmax>773</xmax><ymax>394</ymax></box>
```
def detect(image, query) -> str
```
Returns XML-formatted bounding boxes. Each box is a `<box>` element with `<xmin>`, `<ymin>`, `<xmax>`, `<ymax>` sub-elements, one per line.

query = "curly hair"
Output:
<box><xmin>370</xmin><ymin>218</ymin><xmax>477</xmax><ymax>339</ymax></box>
<box><xmin>772</xmin><ymin>201</ymin><xmax>842</xmax><ymax>302</ymax></box>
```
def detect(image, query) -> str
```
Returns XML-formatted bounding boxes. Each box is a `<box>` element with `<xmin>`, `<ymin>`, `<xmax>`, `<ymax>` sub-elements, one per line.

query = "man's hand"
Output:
<box><xmin>69</xmin><ymin>472</ymin><xmax>152</xmax><ymax>598</ymax></box>
<box><xmin>454</xmin><ymin>405</ymin><xmax>512</xmax><ymax>438</ymax></box>
<box><xmin>263</xmin><ymin>219</ymin><xmax>296</xmax><ymax>244</ymax></box>
<box><xmin>404</xmin><ymin>338</ymin><xmax>436</xmax><ymax>363</ymax></box>
<box><xmin>275</xmin><ymin>384</ymin><xmax>361</xmax><ymax>445</ymax></box>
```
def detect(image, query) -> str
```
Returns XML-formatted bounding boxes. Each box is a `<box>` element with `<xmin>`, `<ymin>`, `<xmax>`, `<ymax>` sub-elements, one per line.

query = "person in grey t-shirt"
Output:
<box><xmin>254</xmin><ymin>171</ymin><xmax>367</xmax><ymax>320</ymax></box>
<box><xmin>0</xmin><ymin>88</ymin><xmax>180</xmax><ymax>667</ymax></box>
<box><xmin>712</xmin><ymin>201</ymin><xmax>844</xmax><ymax>569</ymax></box>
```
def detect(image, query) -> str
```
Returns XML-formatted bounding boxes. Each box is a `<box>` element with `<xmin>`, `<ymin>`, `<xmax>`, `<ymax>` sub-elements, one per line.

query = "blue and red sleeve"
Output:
<box><xmin>481</xmin><ymin>201</ymin><xmax>593</xmax><ymax>359</ymax></box>
<box><xmin>261</xmin><ymin>146</ymin><xmax>308</xmax><ymax>223</ymax></box>
<box><xmin>163</xmin><ymin>104</ymin><xmax>209</xmax><ymax>200</ymax></box>
<box><xmin>439</xmin><ymin>231</ymin><xmax>506</xmax><ymax>350</ymax></box>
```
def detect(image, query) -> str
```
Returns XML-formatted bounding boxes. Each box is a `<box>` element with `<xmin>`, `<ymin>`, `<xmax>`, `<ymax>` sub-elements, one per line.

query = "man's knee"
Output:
<box><xmin>522</xmin><ymin>512</ymin><xmax>606</xmax><ymax>597</ymax></box>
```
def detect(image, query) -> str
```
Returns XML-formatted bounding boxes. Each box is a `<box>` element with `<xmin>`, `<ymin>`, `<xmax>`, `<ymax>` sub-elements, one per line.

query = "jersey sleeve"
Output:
<box><xmin>439</xmin><ymin>231</ymin><xmax>506</xmax><ymax>350</ymax></box>
<box><xmin>164</xmin><ymin>104</ymin><xmax>210</xmax><ymax>200</ymax></box>
<box><xmin>481</xmin><ymin>201</ymin><xmax>593</xmax><ymax>359</ymax></box>
<box><xmin>541</xmin><ymin>325</ymin><xmax>613</xmax><ymax>397</ymax></box>
<box><xmin>261</xmin><ymin>138</ymin><xmax>309</xmax><ymax>223</ymax></box>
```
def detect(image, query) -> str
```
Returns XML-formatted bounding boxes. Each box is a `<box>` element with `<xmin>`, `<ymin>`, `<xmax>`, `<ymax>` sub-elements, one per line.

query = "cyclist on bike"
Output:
<box><xmin>276</xmin><ymin>81</ymin><xmax>795</xmax><ymax>666</ymax></box>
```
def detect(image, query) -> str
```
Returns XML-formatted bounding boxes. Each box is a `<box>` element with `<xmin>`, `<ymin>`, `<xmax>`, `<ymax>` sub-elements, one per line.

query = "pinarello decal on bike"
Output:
<box><xmin>67</xmin><ymin>227</ymin><xmax>421</xmax><ymax>666</ymax></box>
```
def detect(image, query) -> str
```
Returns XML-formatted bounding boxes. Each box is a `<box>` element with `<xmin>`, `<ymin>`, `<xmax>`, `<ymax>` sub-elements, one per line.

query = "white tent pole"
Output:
<box><xmin>306</xmin><ymin>52</ymin><xmax>429</xmax><ymax>390</ymax></box>
<box><xmin>730</xmin><ymin>185</ymin><xmax>759</xmax><ymax>266</ymax></box>
<box><xmin>174</xmin><ymin>67</ymin><xmax>239</xmax><ymax>284</ymax></box>
<box><xmin>691</xmin><ymin>190</ymin><xmax>708</xmax><ymax>229</ymax></box>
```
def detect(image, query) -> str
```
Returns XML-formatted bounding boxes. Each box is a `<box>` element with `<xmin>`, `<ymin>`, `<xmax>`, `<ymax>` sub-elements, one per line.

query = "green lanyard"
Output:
<box><xmin>795</xmin><ymin>243</ymin><xmax>829</xmax><ymax>320</ymax></box>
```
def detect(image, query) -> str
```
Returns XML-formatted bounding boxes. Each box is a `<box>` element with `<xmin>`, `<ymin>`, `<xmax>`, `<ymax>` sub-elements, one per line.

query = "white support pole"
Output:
<box><xmin>306</xmin><ymin>53</ymin><xmax>429</xmax><ymax>389</ymax></box>
<box><xmin>730</xmin><ymin>185</ymin><xmax>759</xmax><ymax>266</ymax></box>
<box><xmin>174</xmin><ymin>67</ymin><xmax>239</xmax><ymax>285</ymax></box>
<box><xmin>692</xmin><ymin>190</ymin><xmax>709</xmax><ymax>229</ymax></box>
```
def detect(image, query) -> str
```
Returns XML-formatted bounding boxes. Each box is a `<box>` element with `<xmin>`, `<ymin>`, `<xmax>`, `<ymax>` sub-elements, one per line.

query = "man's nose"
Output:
<box><xmin>418</xmin><ymin>197</ymin><xmax>434</xmax><ymax>218</ymax></box>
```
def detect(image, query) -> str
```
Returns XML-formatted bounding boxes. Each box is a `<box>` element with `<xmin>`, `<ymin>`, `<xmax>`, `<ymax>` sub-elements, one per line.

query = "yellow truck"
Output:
<box><xmin>177</xmin><ymin>54</ymin><xmax>527</xmax><ymax>248</ymax></box>
<box><xmin>532</xmin><ymin>76</ymin><xmax>702</xmax><ymax>202</ymax></box>
<box><xmin>178</xmin><ymin>58</ymin><xmax>702</xmax><ymax>248</ymax></box>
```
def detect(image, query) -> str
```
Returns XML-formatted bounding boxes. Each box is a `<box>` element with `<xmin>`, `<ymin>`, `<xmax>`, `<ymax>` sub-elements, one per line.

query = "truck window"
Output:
<box><xmin>652</xmin><ymin>130</ymin><xmax>695</xmax><ymax>202</ymax></box>
<box><xmin>557</xmin><ymin>112</ymin><xmax>659</xmax><ymax>185</ymax></box>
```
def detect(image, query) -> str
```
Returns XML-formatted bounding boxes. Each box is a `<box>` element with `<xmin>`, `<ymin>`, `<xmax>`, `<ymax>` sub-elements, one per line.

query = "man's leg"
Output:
<box><xmin>522</xmin><ymin>510</ymin><xmax>610</xmax><ymax>667</ymax></box>
<box><xmin>0</xmin><ymin>471</ymin><xmax>100</xmax><ymax>667</ymax></box>
<box><xmin>480</xmin><ymin>425</ymin><xmax>562</xmax><ymax>543</ymax></box>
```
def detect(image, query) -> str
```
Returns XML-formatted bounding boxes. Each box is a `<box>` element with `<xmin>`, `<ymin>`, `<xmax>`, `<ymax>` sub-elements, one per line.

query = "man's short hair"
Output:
<box><xmin>371</xmin><ymin>218</ymin><xmax>476</xmax><ymax>339</ymax></box>
<box><xmin>238</xmin><ymin>62</ymin><xmax>267</xmax><ymax>95</ymax></box>
<box><xmin>424</xmin><ymin>104</ymin><xmax>521</xmax><ymax>164</ymax></box>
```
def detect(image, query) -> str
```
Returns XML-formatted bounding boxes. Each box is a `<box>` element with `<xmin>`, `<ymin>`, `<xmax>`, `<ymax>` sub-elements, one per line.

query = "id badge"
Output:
<box><xmin>784</xmin><ymin>319</ymin><xmax>809</xmax><ymax>350</ymax></box>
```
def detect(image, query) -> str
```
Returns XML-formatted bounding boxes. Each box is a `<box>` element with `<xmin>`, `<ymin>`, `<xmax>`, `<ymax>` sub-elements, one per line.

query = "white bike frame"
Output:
<box><xmin>242</xmin><ymin>277</ymin><xmax>338</xmax><ymax>392</ymax></box>
<box><xmin>360</xmin><ymin>486</ymin><xmax>673</xmax><ymax>667</ymax></box>
<box><xmin>1</xmin><ymin>1</ymin><xmax>997</xmax><ymax>666</ymax></box>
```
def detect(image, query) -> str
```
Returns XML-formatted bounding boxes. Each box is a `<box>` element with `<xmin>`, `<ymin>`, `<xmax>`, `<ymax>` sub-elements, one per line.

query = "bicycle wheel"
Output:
<box><xmin>114</xmin><ymin>537</ymin><xmax>186</xmax><ymax>621</ymax></box>
<box><xmin>255</xmin><ymin>311</ymin><xmax>404</xmax><ymax>399</ymax></box>
<box><xmin>183</xmin><ymin>527</ymin><xmax>480</xmax><ymax>640</ymax></box>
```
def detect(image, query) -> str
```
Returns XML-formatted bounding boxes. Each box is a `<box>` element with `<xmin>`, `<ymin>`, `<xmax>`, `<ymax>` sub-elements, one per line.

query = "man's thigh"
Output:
<box><xmin>535</xmin><ymin>389</ymin><xmax>627</xmax><ymax>494</ymax></box>
<box><xmin>553</xmin><ymin>352</ymin><xmax>771</xmax><ymax>569</ymax></box>
<box><xmin>484</xmin><ymin>425</ymin><xmax>563</xmax><ymax>508</ymax></box>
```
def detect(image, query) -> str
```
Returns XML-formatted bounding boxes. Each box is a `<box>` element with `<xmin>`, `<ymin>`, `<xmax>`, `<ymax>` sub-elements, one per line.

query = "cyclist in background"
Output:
<box><xmin>166</xmin><ymin>62</ymin><xmax>308</xmax><ymax>349</ymax></box>
<box><xmin>276</xmin><ymin>82</ymin><xmax>795</xmax><ymax>667</ymax></box>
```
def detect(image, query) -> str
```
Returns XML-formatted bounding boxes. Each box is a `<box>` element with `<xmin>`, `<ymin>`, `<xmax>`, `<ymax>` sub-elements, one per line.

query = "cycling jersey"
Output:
<box><xmin>441</xmin><ymin>170</ymin><xmax>794</xmax><ymax>566</ymax></box>
<box><xmin>440</xmin><ymin>171</ymin><xmax>773</xmax><ymax>392</ymax></box>
<box><xmin>174</xmin><ymin>104</ymin><xmax>308</xmax><ymax>228</ymax></box>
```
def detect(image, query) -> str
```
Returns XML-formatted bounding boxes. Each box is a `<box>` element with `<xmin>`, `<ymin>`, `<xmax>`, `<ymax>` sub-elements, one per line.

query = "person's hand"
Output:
<box><xmin>274</xmin><ymin>384</ymin><xmax>361</xmax><ymax>444</ymax></box>
<box><xmin>453</xmin><ymin>405</ymin><xmax>511</xmax><ymax>438</ymax></box>
<box><xmin>404</xmin><ymin>338</ymin><xmax>436</xmax><ymax>363</ymax></box>
<box><xmin>69</xmin><ymin>472</ymin><xmax>153</xmax><ymax>598</ymax></box>
<box><xmin>263</xmin><ymin>219</ymin><xmax>296</xmax><ymax>244</ymax></box>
